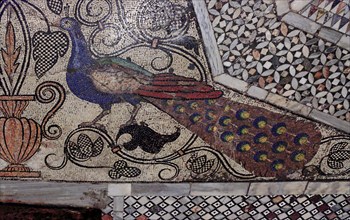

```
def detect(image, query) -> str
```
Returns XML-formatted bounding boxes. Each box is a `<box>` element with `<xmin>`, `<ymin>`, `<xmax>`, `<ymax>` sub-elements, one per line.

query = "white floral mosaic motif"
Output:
<box><xmin>206</xmin><ymin>0</ymin><xmax>350</xmax><ymax>121</ymax></box>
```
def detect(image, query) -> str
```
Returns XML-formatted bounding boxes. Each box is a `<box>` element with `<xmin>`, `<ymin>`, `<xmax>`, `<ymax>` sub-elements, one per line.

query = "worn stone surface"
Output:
<box><xmin>190</xmin><ymin>183</ymin><xmax>250</xmax><ymax>196</ymax></box>
<box><xmin>0</xmin><ymin>0</ymin><xmax>348</xmax><ymax>186</ymax></box>
<box><xmin>132</xmin><ymin>183</ymin><xmax>190</xmax><ymax>196</ymax></box>
<box><xmin>318</xmin><ymin>27</ymin><xmax>343</xmax><ymax>44</ymax></box>
<box><xmin>304</xmin><ymin>182</ymin><xmax>350</xmax><ymax>194</ymax></box>
<box><xmin>282</xmin><ymin>12</ymin><xmax>321</xmax><ymax>34</ymax></box>
<box><xmin>248</xmin><ymin>182</ymin><xmax>308</xmax><ymax>195</ymax></box>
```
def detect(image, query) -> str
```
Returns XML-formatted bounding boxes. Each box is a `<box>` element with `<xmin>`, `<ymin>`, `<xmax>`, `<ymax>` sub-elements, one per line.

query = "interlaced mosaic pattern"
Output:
<box><xmin>206</xmin><ymin>0</ymin><xmax>350</xmax><ymax>122</ymax></box>
<box><xmin>123</xmin><ymin>195</ymin><xmax>350</xmax><ymax>220</ymax></box>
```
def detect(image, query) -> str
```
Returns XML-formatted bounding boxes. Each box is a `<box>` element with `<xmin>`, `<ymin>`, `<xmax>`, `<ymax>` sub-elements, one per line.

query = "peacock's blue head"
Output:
<box><xmin>60</xmin><ymin>17</ymin><xmax>80</xmax><ymax>32</ymax></box>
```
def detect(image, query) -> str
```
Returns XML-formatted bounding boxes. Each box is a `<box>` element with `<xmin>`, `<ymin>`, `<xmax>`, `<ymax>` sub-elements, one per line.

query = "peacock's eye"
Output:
<box><xmin>64</xmin><ymin>20</ymin><xmax>71</xmax><ymax>28</ymax></box>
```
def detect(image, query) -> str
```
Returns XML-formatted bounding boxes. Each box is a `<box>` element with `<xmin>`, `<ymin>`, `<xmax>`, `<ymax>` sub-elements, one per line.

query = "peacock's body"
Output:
<box><xmin>59</xmin><ymin>16</ymin><xmax>322</xmax><ymax>178</ymax></box>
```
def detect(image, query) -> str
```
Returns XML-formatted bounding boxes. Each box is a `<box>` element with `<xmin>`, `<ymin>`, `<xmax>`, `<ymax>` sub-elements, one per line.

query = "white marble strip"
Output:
<box><xmin>192</xmin><ymin>0</ymin><xmax>224</xmax><ymax>77</ymax></box>
<box><xmin>1</xmin><ymin>181</ymin><xmax>349</xmax><ymax>207</ymax></box>
<box><xmin>212</xmin><ymin>75</ymin><xmax>349</xmax><ymax>133</ymax></box>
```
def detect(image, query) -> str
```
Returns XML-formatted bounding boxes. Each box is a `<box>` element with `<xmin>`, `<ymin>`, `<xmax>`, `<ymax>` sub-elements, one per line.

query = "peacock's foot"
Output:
<box><xmin>78</xmin><ymin>122</ymin><xmax>107</xmax><ymax>133</ymax></box>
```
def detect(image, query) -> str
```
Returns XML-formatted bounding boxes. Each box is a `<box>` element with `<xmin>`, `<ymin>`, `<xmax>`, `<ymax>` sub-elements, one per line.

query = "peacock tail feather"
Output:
<box><xmin>146</xmin><ymin>96</ymin><xmax>322</xmax><ymax>178</ymax></box>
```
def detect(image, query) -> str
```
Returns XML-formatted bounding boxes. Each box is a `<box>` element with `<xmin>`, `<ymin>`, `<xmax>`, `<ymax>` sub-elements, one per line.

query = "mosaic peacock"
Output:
<box><xmin>59</xmin><ymin>16</ymin><xmax>322</xmax><ymax>178</ymax></box>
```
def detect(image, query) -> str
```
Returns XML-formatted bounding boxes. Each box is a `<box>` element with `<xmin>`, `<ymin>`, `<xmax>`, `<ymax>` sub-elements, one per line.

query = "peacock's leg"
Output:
<box><xmin>78</xmin><ymin>109</ymin><xmax>111</xmax><ymax>131</ymax></box>
<box><xmin>124</xmin><ymin>103</ymin><xmax>141</xmax><ymax>125</ymax></box>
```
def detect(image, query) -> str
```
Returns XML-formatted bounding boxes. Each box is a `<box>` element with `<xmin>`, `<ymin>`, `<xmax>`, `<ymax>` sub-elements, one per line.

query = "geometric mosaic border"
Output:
<box><xmin>122</xmin><ymin>194</ymin><xmax>350</xmax><ymax>220</ymax></box>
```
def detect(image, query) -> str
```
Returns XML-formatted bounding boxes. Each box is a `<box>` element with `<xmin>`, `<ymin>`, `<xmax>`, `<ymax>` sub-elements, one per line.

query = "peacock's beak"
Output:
<box><xmin>49</xmin><ymin>19</ymin><xmax>61</xmax><ymax>28</ymax></box>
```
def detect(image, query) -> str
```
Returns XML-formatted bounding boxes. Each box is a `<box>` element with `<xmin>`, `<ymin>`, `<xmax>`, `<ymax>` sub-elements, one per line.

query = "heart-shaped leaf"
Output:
<box><xmin>33</xmin><ymin>31</ymin><xmax>69</xmax><ymax>77</ymax></box>
<box><xmin>47</xmin><ymin>0</ymin><xmax>63</xmax><ymax>15</ymax></box>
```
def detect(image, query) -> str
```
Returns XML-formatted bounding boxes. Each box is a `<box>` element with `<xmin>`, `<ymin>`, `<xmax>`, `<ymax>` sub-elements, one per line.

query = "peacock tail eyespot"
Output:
<box><xmin>236</xmin><ymin>109</ymin><xmax>250</xmax><ymax>120</ymax></box>
<box><xmin>221</xmin><ymin>131</ymin><xmax>235</xmax><ymax>143</ymax></box>
<box><xmin>253</xmin><ymin>116</ymin><xmax>267</xmax><ymax>128</ymax></box>
<box><xmin>205</xmin><ymin>109</ymin><xmax>217</xmax><ymax>120</ymax></box>
<box><xmin>206</xmin><ymin>124</ymin><xmax>218</xmax><ymax>133</ymax></box>
<box><xmin>189</xmin><ymin>113</ymin><xmax>202</xmax><ymax>124</ymax></box>
<box><xmin>188</xmin><ymin>101</ymin><xmax>198</xmax><ymax>110</ymax></box>
<box><xmin>271</xmin><ymin>123</ymin><xmax>287</xmax><ymax>136</ymax></box>
<box><xmin>271</xmin><ymin>159</ymin><xmax>284</xmax><ymax>171</ymax></box>
<box><xmin>237</xmin><ymin>141</ymin><xmax>251</xmax><ymax>152</ymax></box>
<box><xmin>174</xmin><ymin>104</ymin><xmax>185</xmax><ymax>113</ymax></box>
<box><xmin>205</xmin><ymin>99</ymin><xmax>216</xmax><ymax>105</ymax></box>
<box><xmin>290</xmin><ymin>150</ymin><xmax>306</xmax><ymax>162</ymax></box>
<box><xmin>224</xmin><ymin>105</ymin><xmax>231</xmax><ymax>112</ymax></box>
<box><xmin>254</xmin><ymin>151</ymin><xmax>268</xmax><ymax>162</ymax></box>
<box><xmin>272</xmin><ymin>141</ymin><xmax>287</xmax><ymax>153</ymax></box>
<box><xmin>294</xmin><ymin>133</ymin><xmax>309</xmax><ymax>145</ymax></box>
<box><xmin>166</xmin><ymin>100</ymin><xmax>175</xmax><ymax>106</ymax></box>
<box><xmin>237</xmin><ymin>125</ymin><xmax>249</xmax><ymax>135</ymax></box>
<box><xmin>254</xmin><ymin>133</ymin><xmax>268</xmax><ymax>144</ymax></box>
<box><xmin>219</xmin><ymin>116</ymin><xmax>232</xmax><ymax>126</ymax></box>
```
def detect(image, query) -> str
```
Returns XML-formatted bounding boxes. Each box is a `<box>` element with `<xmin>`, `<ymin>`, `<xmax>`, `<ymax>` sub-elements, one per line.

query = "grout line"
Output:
<box><xmin>246</xmin><ymin>183</ymin><xmax>251</xmax><ymax>196</ymax></box>
<box><xmin>303</xmin><ymin>181</ymin><xmax>310</xmax><ymax>195</ymax></box>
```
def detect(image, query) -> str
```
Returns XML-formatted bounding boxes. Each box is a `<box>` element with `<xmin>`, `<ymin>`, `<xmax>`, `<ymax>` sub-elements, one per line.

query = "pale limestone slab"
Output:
<box><xmin>282</xmin><ymin>12</ymin><xmax>321</xmax><ymax>34</ymax></box>
<box><xmin>248</xmin><ymin>182</ymin><xmax>308</xmax><ymax>195</ymax></box>
<box><xmin>113</xmin><ymin>211</ymin><xmax>124</xmax><ymax>220</ymax></box>
<box><xmin>214</xmin><ymin>74</ymin><xmax>249</xmax><ymax>92</ymax></box>
<box><xmin>0</xmin><ymin>180</ymin><xmax>108</xmax><ymax>209</ymax></box>
<box><xmin>190</xmin><ymin>183</ymin><xmax>250</xmax><ymax>196</ymax></box>
<box><xmin>290</xmin><ymin>0</ymin><xmax>313</xmax><ymax>12</ymax></box>
<box><xmin>318</xmin><ymin>27</ymin><xmax>343</xmax><ymax>44</ymax></box>
<box><xmin>113</xmin><ymin>196</ymin><xmax>124</xmax><ymax>212</ymax></box>
<box><xmin>247</xmin><ymin>86</ymin><xmax>268</xmax><ymax>100</ymax></box>
<box><xmin>310</xmin><ymin>109</ymin><xmax>350</xmax><ymax>133</ymax></box>
<box><xmin>275</xmin><ymin>0</ymin><xmax>290</xmax><ymax>16</ymax></box>
<box><xmin>337</xmin><ymin>35</ymin><xmax>350</xmax><ymax>51</ymax></box>
<box><xmin>266</xmin><ymin>92</ymin><xmax>289</xmax><ymax>107</ymax></box>
<box><xmin>192</xmin><ymin>0</ymin><xmax>224</xmax><ymax>77</ymax></box>
<box><xmin>285</xmin><ymin>100</ymin><xmax>312</xmax><ymax>117</ymax></box>
<box><xmin>132</xmin><ymin>183</ymin><xmax>190</xmax><ymax>196</ymax></box>
<box><xmin>108</xmin><ymin>184</ymin><xmax>131</xmax><ymax>196</ymax></box>
<box><xmin>305</xmin><ymin>182</ymin><xmax>350</xmax><ymax>194</ymax></box>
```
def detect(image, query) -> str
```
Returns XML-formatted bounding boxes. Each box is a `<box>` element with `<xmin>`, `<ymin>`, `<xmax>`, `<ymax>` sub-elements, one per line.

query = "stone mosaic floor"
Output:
<box><xmin>206</xmin><ymin>0</ymin><xmax>350</xmax><ymax>122</ymax></box>
<box><xmin>112</xmin><ymin>194</ymin><xmax>350</xmax><ymax>220</ymax></box>
<box><xmin>0</xmin><ymin>0</ymin><xmax>349</xmax><ymax>183</ymax></box>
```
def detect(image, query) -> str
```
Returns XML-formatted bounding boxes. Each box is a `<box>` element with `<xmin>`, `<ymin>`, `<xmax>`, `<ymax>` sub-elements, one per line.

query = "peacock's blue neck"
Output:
<box><xmin>67</xmin><ymin>28</ymin><xmax>94</xmax><ymax>71</ymax></box>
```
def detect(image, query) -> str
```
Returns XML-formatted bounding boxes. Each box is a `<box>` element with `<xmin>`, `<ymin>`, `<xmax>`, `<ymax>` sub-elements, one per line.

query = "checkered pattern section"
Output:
<box><xmin>123</xmin><ymin>195</ymin><xmax>350</xmax><ymax>219</ymax></box>
<box><xmin>33</xmin><ymin>31</ymin><xmax>69</xmax><ymax>77</ymax></box>
<box><xmin>47</xmin><ymin>0</ymin><xmax>63</xmax><ymax>15</ymax></box>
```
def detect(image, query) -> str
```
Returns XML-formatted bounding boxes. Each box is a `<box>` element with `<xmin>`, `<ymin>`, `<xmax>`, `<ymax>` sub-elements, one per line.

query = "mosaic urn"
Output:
<box><xmin>0</xmin><ymin>96</ymin><xmax>42</xmax><ymax>177</ymax></box>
